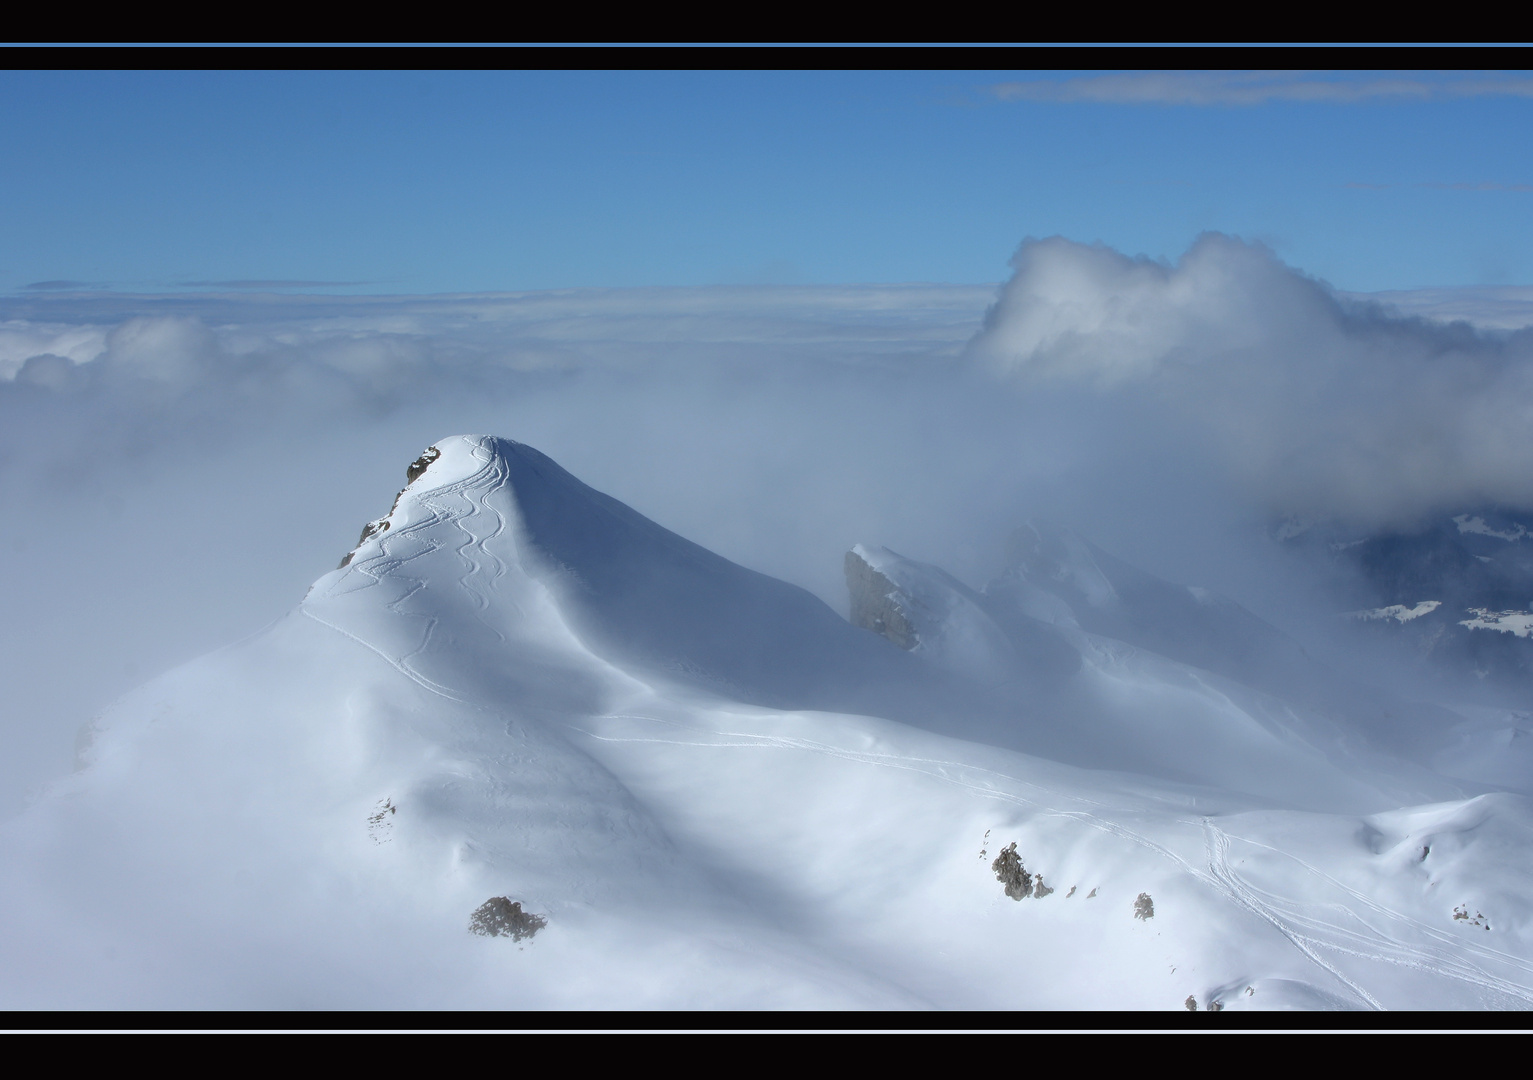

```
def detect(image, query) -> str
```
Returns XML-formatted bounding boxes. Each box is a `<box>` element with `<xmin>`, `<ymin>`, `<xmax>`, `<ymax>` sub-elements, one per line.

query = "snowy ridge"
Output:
<box><xmin>845</xmin><ymin>543</ymin><xmax>1020</xmax><ymax>685</ymax></box>
<box><xmin>4</xmin><ymin>435</ymin><xmax>1533</xmax><ymax>1010</ymax></box>
<box><xmin>983</xmin><ymin>522</ymin><xmax>1463</xmax><ymax>775</ymax></box>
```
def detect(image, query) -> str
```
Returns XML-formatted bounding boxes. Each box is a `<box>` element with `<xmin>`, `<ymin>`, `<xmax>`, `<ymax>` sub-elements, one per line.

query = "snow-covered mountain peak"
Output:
<box><xmin>309</xmin><ymin>435</ymin><xmax>965</xmax><ymax>725</ymax></box>
<box><xmin>335</xmin><ymin>438</ymin><xmax>481</xmax><ymax>562</ymax></box>
<box><xmin>8</xmin><ymin>435</ymin><xmax>1533</xmax><ymax>1011</ymax></box>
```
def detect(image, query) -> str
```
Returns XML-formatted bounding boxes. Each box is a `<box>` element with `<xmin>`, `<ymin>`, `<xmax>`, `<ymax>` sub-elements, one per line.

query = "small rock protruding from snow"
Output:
<box><xmin>336</xmin><ymin>440</ymin><xmax>468</xmax><ymax>569</ymax></box>
<box><xmin>991</xmin><ymin>842</ymin><xmax>1033</xmax><ymax>901</ymax></box>
<box><xmin>366</xmin><ymin>797</ymin><xmax>395</xmax><ymax>843</ymax></box>
<box><xmin>1453</xmin><ymin>904</ymin><xmax>1490</xmax><ymax>929</ymax></box>
<box><xmin>468</xmin><ymin>897</ymin><xmax>547</xmax><ymax>941</ymax></box>
<box><xmin>406</xmin><ymin>445</ymin><xmax>441</xmax><ymax>485</ymax></box>
<box><xmin>339</xmin><ymin>516</ymin><xmax>393</xmax><ymax>569</ymax></box>
<box><xmin>1134</xmin><ymin>893</ymin><xmax>1155</xmax><ymax>920</ymax></box>
<box><xmin>1184</xmin><ymin>995</ymin><xmax>1198</xmax><ymax>1011</ymax></box>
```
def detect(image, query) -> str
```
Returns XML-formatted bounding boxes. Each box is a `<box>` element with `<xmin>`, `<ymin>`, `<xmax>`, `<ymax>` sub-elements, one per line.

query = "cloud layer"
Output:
<box><xmin>3</xmin><ymin>253</ymin><xmax>1532</xmax><ymax>819</ymax></box>
<box><xmin>967</xmin><ymin>234</ymin><xmax>1533</xmax><ymax>528</ymax></box>
<box><xmin>0</xmin><ymin>284</ymin><xmax>1011</xmax><ymax>818</ymax></box>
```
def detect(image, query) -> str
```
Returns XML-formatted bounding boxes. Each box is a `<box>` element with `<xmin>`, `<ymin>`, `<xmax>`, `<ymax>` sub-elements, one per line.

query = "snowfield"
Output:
<box><xmin>4</xmin><ymin>434</ymin><xmax>1533</xmax><ymax>1012</ymax></box>
<box><xmin>1349</xmin><ymin>602</ymin><xmax>1443</xmax><ymax>624</ymax></box>
<box><xmin>1460</xmin><ymin>609</ymin><xmax>1533</xmax><ymax>639</ymax></box>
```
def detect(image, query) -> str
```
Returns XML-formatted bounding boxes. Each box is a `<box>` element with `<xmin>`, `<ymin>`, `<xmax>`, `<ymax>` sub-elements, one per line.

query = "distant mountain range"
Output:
<box><xmin>1280</xmin><ymin>509</ymin><xmax>1533</xmax><ymax>691</ymax></box>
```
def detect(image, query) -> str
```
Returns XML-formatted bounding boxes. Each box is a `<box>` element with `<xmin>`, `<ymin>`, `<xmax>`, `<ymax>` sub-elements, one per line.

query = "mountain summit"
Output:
<box><xmin>4</xmin><ymin>435</ymin><xmax>1533</xmax><ymax>1011</ymax></box>
<box><xmin>309</xmin><ymin>434</ymin><xmax>971</xmax><ymax>725</ymax></box>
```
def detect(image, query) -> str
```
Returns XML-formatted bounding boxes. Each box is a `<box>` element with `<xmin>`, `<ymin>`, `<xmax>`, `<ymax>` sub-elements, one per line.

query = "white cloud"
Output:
<box><xmin>1350</xmin><ymin>286</ymin><xmax>1533</xmax><ymax>331</ymax></box>
<box><xmin>0</xmin><ymin>320</ymin><xmax>108</xmax><ymax>379</ymax></box>
<box><xmin>0</xmin><ymin>284</ymin><xmax>1006</xmax><ymax>820</ymax></box>
<box><xmin>102</xmin><ymin>317</ymin><xmax>217</xmax><ymax>383</ymax></box>
<box><xmin>990</xmin><ymin>71</ymin><xmax>1533</xmax><ymax>108</ymax></box>
<box><xmin>3</xmin><ymin>264</ymin><xmax>1531</xmax><ymax>825</ymax></box>
<box><xmin>967</xmin><ymin>233</ymin><xmax>1533</xmax><ymax>528</ymax></box>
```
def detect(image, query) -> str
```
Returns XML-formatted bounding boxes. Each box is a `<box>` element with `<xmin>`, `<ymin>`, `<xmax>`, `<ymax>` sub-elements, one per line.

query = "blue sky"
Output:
<box><xmin>4</xmin><ymin>68</ymin><xmax>1532</xmax><ymax>295</ymax></box>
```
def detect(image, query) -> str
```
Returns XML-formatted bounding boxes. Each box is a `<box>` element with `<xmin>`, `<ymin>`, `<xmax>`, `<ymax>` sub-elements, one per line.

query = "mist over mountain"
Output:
<box><xmin>968</xmin><ymin>235</ymin><xmax>1533</xmax><ymax>532</ymax></box>
<box><xmin>3</xmin><ymin>431</ymin><xmax>1531</xmax><ymax>1010</ymax></box>
<box><xmin>4</xmin><ymin>237</ymin><xmax>1533</xmax><ymax>1010</ymax></box>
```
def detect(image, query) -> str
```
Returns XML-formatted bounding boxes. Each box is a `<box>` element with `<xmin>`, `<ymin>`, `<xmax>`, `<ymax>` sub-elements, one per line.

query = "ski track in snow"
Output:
<box><xmin>1205</xmin><ymin>823</ymin><xmax>1533</xmax><ymax>1008</ymax></box>
<box><xmin>308</xmin><ymin>435</ymin><xmax>499</xmax><ymax>698</ymax></box>
<box><xmin>1198</xmin><ymin>822</ymin><xmax>1384</xmax><ymax>1010</ymax></box>
<box><xmin>580</xmin><ymin>714</ymin><xmax>1533</xmax><ymax>1009</ymax></box>
<box><xmin>302</xmin><ymin>437</ymin><xmax>506</xmax><ymax>703</ymax></box>
<box><xmin>299</xmin><ymin>439</ymin><xmax>1533</xmax><ymax>1010</ymax></box>
<box><xmin>442</xmin><ymin>447</ymin><xmax>515</xmax><ymax>640</ymax></box>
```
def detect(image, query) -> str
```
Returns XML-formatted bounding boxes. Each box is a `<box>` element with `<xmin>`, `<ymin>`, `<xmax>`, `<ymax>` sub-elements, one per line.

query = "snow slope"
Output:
<box><xmin>4</xmin><ymin>435</ymin><xmax>1533</xmax><ymax>1011</ymax></box>
<box><xmin>849</xmin><ymin>525</ymin><xmax>1456</xmax><ymax>810</ymax></box>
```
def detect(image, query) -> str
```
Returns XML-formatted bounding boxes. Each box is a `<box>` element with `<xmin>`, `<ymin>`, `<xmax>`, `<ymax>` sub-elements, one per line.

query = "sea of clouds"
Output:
<box><xmin>2</xmin><ymin>235</ymin><xmax>1530</xmax><ymax>817</ymax></box>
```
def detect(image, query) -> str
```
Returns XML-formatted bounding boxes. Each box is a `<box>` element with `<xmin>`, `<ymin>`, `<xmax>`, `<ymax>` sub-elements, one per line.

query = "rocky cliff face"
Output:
<box><xmin>843</xmin><ymin>542</ymin><xmax>1080</xmax><ymax>692</ymax></box>
<box><xmin>845</xmin><ymin>548</ymin><xmax>917</xmax><ymax>650</ymax></box>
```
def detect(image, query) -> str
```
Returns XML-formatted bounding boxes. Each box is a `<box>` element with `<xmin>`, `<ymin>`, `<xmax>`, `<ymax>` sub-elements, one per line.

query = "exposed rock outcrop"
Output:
<box><xmin>338</xmin><ymin>446</ymin><xmax>441</xmax><ymax>568</ymax></box>
<box><xmin>992</xmin><ymin>842</ymin><xmax>1033</xmax><ymax>901</ymax></box>
<box><xmin>407</xmin><ymin>445</ymin><xmax>441</xmax><ymax>485</ymax></box>
<box><xmin>845</xmin><ymin>548</ymin><xmax>917</xmax><ymax>650</ymax></box>
<box><xmin>469</xmin><ymin>897</ymin><xmax>547</xmax><ymax>941</ymax></box>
